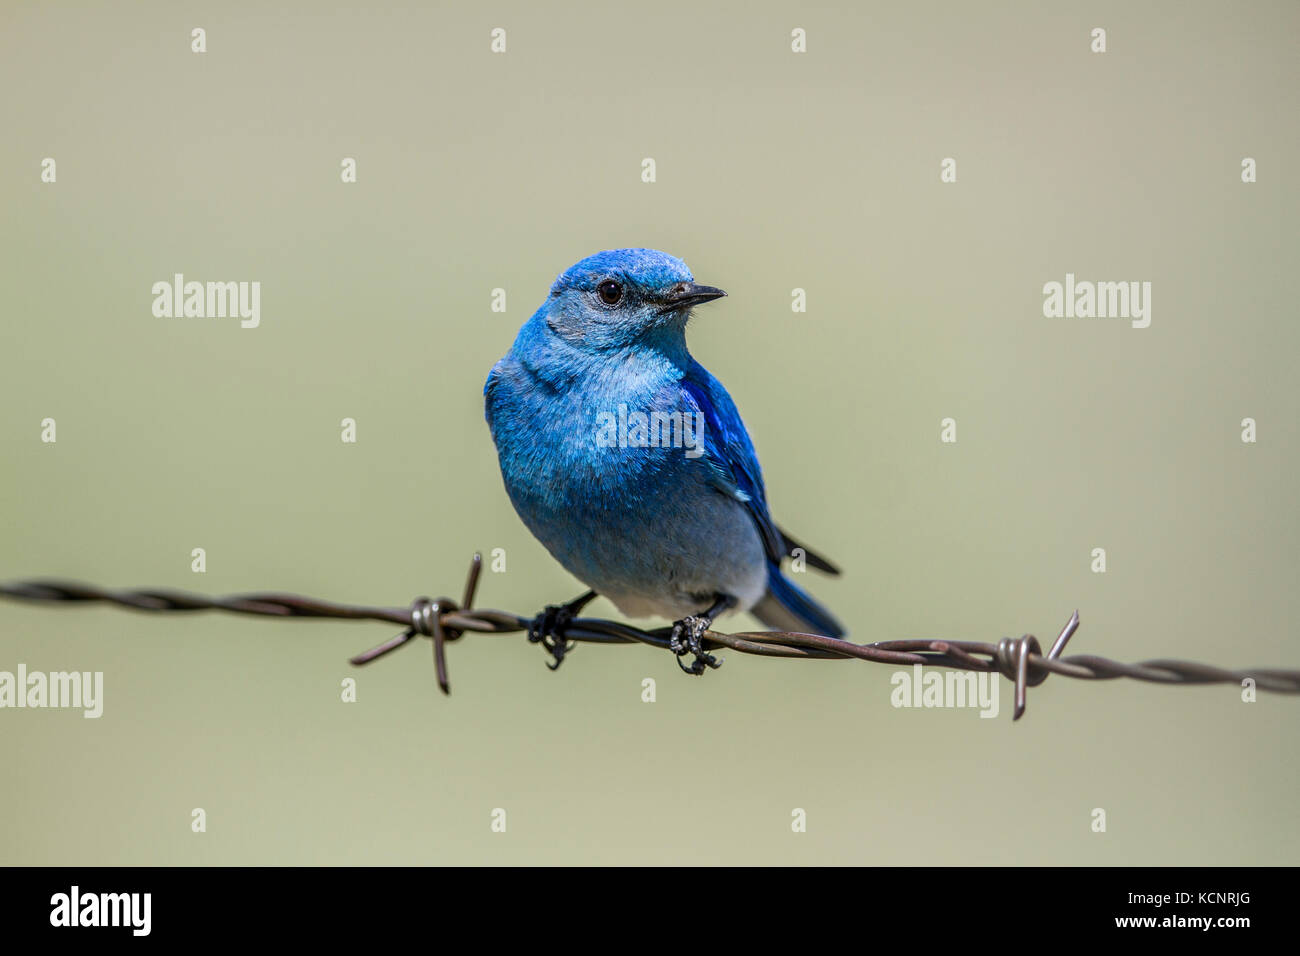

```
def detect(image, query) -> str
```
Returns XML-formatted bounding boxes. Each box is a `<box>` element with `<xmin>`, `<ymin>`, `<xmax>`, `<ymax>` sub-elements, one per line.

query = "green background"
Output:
<box><xmin>2</xmin><ymin>0</ymin><xmax>1296</xmax><ymax>864</ymax></box>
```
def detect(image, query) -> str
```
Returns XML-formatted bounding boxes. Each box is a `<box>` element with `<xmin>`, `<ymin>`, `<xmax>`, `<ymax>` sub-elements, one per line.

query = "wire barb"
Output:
<box><xmin>2</xmin><ymin>558</ymin><xmax>1297</xmax><ymax>720</ymax></box>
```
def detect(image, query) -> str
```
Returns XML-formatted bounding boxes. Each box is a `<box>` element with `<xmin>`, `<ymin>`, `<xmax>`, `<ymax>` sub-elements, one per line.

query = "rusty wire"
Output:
<box><xmin>2</xmin><ymin>553</ymin><xmax>1297</xmax><ymax>720</ymax></box>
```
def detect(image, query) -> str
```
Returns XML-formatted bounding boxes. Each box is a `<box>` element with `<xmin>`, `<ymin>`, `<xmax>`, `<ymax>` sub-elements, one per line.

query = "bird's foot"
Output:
<box><xmin>527</xmin><ymin>590</ymin><xmax>596</xmax><ymax>671</ymax></box>
<box><xmin>527</xmin><ymin>604</ymin><xmax>577</xmax><ymax>670</ymax></box>
<box><xmin>670</xmin><ymin>614</ymin><xmax>722</xmax><ymax>675</ymax></box>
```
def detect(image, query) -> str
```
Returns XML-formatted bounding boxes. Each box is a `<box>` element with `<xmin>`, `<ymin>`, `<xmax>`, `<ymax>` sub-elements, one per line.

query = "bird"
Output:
<box><xmin>484</xmin><ymin>248</ymin><xmax>844</xmax><ymax>673</ymax></box>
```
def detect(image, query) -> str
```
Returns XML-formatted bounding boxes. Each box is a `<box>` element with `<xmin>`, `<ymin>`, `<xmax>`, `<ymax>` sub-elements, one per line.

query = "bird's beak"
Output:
<box><xmin>657</xmin><ymin>282</ymin><xmax>727</xmax><ymax>313</ymax></box>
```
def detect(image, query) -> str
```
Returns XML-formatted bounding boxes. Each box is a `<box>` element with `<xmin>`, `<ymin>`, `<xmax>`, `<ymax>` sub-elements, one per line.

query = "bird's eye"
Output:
<box><xmin>597</xmin><ymin>280</ymin><xmax>623</xmax><ymax>305</ymax></box>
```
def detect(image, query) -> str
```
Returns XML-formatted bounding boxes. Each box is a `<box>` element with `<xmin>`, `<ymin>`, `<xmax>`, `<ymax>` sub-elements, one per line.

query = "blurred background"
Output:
<box><xmin>1</xmin><ymin>0</ymin><xmax>1296</xmax><ymax>864</ymax></box>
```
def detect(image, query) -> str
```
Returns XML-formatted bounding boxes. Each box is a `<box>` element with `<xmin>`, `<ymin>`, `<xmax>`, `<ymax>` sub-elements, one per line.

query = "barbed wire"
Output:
<box><xmin>2</xmin><ymin>553</ymin><xmax>1297</xmax><ymax>720</ymax></box>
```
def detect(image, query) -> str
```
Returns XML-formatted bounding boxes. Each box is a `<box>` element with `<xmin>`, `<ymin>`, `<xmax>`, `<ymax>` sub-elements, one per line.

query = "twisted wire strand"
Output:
<box><xmin>2</xmin><ymin>554</ymin><xmax>1297</xmax><ymax>720</ymax></box>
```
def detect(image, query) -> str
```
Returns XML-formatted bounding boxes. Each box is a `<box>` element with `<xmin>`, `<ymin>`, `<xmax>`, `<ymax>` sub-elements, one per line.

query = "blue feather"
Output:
<box><xmin>761</xmin><ymin>564</ymin><xmax>846</xmax><ymax>638</ymax></box>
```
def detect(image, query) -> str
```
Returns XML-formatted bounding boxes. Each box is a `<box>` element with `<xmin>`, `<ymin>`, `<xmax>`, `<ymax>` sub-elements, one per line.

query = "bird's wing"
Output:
<box><xmin>680</xmin><ymin>362</ymin><xmax>840</xmax><ymax>576</ymax></box>
<box><xmin>678</xmin><ymin>361</ymin><xmax>791</xmax><ymax>568</ymax></box>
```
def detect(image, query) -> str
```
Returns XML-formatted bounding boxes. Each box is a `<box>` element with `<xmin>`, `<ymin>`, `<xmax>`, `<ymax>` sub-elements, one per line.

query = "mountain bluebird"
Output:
<box><xmin>484</xmin><ymin>248</ymin><xmax>844</xmax><ymax>673</ymax></box>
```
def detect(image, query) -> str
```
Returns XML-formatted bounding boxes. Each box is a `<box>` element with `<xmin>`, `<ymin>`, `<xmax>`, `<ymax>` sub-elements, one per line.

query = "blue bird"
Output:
<box><xmin>484</xmin><ymin>249</ymin><xmax>844</xmax><ymax>673</ymax></box>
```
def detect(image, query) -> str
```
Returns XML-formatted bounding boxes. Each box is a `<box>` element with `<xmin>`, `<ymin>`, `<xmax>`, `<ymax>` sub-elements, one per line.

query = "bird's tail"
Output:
<box><xmin>750</xmin><ymin>564</ymin><xmax>846</xmax><ymax>638</ymax></box>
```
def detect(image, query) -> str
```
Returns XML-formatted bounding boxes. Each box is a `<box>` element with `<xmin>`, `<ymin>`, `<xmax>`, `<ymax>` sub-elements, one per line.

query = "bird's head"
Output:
<box><xmin>541</xmin><ymin>248</ymin><xmax>726</xmax><ymax>351</ymax></box>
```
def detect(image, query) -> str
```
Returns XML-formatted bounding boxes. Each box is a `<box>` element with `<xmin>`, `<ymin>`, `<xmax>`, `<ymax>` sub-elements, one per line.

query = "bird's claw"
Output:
<box><xmin>670</xmin><ymin>615</ymin><xmax>722</xmax><ymax>676</ymax></box>
<box><xmin>528</xmin><ymin>603</ymin><xmax>577</xmax><ymax>671</ymax></box>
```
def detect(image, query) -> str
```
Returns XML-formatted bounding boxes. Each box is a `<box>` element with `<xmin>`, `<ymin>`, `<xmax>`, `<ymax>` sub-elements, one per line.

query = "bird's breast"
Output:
<box><xmin>486</xmin><ymin>355</ymin><xmax>765</xmax><ymax>611</ymax></box>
